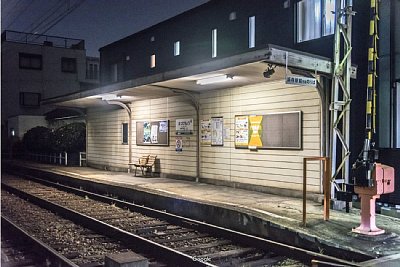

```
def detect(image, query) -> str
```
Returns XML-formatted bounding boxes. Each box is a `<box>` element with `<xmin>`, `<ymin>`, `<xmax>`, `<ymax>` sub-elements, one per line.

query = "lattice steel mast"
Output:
<box><xmin>329</xmin><ymin>0</ymin><xmax>354</xmax><ymax>199</ymax></box>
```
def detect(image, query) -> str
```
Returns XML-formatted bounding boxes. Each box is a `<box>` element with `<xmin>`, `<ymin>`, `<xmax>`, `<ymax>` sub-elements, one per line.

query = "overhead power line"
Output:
<box><xmin>6</xmin><ymin>0</ymin><xmax>35</xmax><ymax>29</ymax></box>
<box><xmin>39</xmin><ymin>0</ymin><xmax>85</xmax><ymax>35</ymax></box>
<box><xmin>24</xmin><ymin>0</ymin><xmax>67</xmax><ymax>33</ymax></box>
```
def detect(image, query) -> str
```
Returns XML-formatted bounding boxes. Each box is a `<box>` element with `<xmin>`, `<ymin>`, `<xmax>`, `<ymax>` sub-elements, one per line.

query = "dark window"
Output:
<box><xmin>19</xmin><ymin>53</ymin><xmax>42</xmax><ymax>70</ymax></box>
<box><xmin>296</xmin><ymin>0</ymin><xmax>335</xmax><ymax>43</ymax></box>
<box><xmin>61</xmin><ymin>57</ymin><xmax>77</xmax><ymax>73</ymax></box>
<box><xmin>19</xmin><ymin>92</ymin><xmax>41</xmax><ymax>107</ymax></box>
<box><xmin>122</xmin><ymin>123</ymin><xmax>128</xmax><ymax>144</ymax></box>
<box><xmin>111</xmin><ymin>63</ymin><xmax>118</xmax><ymax>82</ymax></box>
<box><xmin>86</xmin><ymin>63</ymin><xmax>99</xmax><ymax>80</ymax></box>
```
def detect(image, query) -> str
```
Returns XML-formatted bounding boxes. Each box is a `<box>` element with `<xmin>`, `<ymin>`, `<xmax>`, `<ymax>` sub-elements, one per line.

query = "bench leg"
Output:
<box><xmin>141</xmin><ymin>166</ymin><xmax>145</xmax><ymax>176</ymax></box>
<box><xmin>134</xmin><ymin>166</ymin><xmax>138</xmax><ymax>177</ymax></box>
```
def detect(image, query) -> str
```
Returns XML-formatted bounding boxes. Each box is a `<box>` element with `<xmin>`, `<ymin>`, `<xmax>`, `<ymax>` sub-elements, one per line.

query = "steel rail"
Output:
<box><xmin>1</xmin><ymin>215</ymin><xmax>80</xmax><ymax>267</ymax></box>
<box><xmin>3</xmin><ymin>174</ymin><xmax>362</xmax><ymax>266</ymax></box>
<box><xmin>2</xmin><ymin>182</ymin><xmax>215</xmax><ymax>267</ymax></box>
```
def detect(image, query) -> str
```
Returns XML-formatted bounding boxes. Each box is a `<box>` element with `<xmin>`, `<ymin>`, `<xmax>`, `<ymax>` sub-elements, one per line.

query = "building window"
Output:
<box><xmin>229</xmin><ymin>11</ymin><xmax>237</xmax><ymax>21</ymax></box>
<box><xmin>19</xmin><ymin>53</ymin><xmax>42</xmax><ymax>70</ymax></box>
<box><xmin>249</xmin><ymin>16</ymin><xmax>256</xmax><ymax>48</ymax></box>
<box><xmin>150</xmin><ymin>54</ymin><xmax>156</xmax><ymax>68</ymax></box>
<box><xmin>211</xmin><ymin>28</ymin><xmax>217</xmax><ymax>58</ymax></box>
<box><xmin>296</xmin><ymin>0</ymin><xmax>336</xmax><ymax>43</ymax></box>
<box><xmin>111</xmin><ymin>63</ymin><xmax>118</xmax><ymax>82</ymax></box>
<box><xmin>87</xmin><ymin>63</ymin><xmax>99</xmax><ymax>80</ymax></box>
<box><xmin>122</xmin><ymin>123</ymin><xmax>128</xmax><ymax>144</ymax></box>
<box><xmin>61</xmin><ymin>57</ymin><xmax>77</xmax><ymax>73</ymax></box>
<box><xmin>174</xmin><ymin>41</ymin><xmax>180</xmax><ymax>56</ymax></box>
<box><xmin>19</xmin><ymin>92</ymin><xmax>40</xmax><ymax>107</ymax></box>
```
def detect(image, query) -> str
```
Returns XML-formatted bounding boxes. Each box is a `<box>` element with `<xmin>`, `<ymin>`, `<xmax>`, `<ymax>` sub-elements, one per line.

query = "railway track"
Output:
<box><xmin>1</xmin><ymin>190</ymin><xmax>163</xmax><ymax>267</ymax></box>
<box><xmin>1</xmin><ymin>215</ymin><xmax>72</xmax><ymax>267</ymax></box>
<box><xmin>1</xmin><ymin>174</ymin><xmax>361</xmax><ymax>266</ymax></box>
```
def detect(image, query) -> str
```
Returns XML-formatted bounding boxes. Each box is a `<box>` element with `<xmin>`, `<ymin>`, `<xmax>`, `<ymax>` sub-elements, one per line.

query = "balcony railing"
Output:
<box><xmin>2</xmin><ymin>30</ymin><xmax>85</xmax><ymax>50</ymax></box>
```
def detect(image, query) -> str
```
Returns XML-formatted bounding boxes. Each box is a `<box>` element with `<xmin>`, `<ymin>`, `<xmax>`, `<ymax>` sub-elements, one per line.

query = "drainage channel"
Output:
<box><xmin>2</xmin><ymin>174</ymin><xmax>362</xmax><ymax>266</ymax></box>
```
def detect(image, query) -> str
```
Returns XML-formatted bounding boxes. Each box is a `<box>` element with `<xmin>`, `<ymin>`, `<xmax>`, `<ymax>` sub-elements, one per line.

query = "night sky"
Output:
<box><xmin>1</xmin><ymin>0</ymin><xmax>208</xmax><ymax>56</ymax></box>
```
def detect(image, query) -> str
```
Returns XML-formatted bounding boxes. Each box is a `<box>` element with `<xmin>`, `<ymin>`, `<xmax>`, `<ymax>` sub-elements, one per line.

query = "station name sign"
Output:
<box><xmin>176</xmin><ymin>118</ymin><xmax>193</xmax><ymax>135</ymax></box>
<box><xmin>285</xmin><ymin>75</ymin><xmax>316</xmax><ymax>87</ymax></box>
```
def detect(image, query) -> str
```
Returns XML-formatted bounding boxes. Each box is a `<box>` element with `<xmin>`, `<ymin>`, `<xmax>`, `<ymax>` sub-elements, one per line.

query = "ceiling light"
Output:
<box><xmin>196</xmin><ymin>74</ymin><xmax>234</xmax><ymax>85</ymax></box>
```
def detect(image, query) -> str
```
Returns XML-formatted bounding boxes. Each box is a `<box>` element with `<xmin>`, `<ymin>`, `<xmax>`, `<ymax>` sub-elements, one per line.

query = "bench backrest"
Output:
<box><xmin>139</xmin><ymin>155</ymin><xmax>149</xmax><ymax>165</ymax></box>
<box><xmin>146</xmin><ymin>155</ymin><xmax>157</xmax><ymax>166</ymax></box>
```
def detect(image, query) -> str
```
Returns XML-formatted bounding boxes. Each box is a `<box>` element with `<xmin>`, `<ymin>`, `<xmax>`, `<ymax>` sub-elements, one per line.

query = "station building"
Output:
<box><xmin>45</xmin><ymin>0</ymin><xmax>400</xmax><ymax>202</ymax></box>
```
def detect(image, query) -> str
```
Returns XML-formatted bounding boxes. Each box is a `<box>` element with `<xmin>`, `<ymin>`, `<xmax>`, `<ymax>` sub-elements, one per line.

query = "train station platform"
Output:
<box><xmin>3</xmin><ymin>160</ymin><xmax>400</xmax><ymax>265</ymax></box>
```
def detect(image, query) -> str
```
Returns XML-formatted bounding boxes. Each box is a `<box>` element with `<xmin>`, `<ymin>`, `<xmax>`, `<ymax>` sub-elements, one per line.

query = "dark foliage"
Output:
<box><xmin>22</xmin><ymin>126</ymin><xmax>55</xmax><ymax>153</ymax></box>
<box><xmin>22</xmin><ymin>123</ymin><xmax>86</xmax><ymax>153</ymax></box>
<box><xmin>54</xmin><ymin>122</ymin><xmax>86</xmax><ymax>153</ymax></box>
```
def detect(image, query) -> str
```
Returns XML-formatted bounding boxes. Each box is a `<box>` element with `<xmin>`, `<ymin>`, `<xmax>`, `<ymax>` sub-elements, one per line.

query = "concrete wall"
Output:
<box><xmin>86</xmin><ymin>80</ymin><xmax>321</xmax><ymax>192</ymax></box>
<box><xmin>1</xmin><ymin>41</ymin><xmax>86</xmax><ymax>125</ymax></box>
<box><xmin>7</xmin><ymin>115</ymin><xmax>47</xmax><ymax>139</ymax></box>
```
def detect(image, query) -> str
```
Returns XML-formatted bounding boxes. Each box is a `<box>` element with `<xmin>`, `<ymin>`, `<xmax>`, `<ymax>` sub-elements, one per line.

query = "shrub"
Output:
<box><xmin>22</xmin><ymin>126</ymin><xmax>55</xmax><ymax>153</ymax></box>
<box><xmin>54</xmin><ymin>122</ymin><xmax>86</xmax><ymax>153</ymax></box>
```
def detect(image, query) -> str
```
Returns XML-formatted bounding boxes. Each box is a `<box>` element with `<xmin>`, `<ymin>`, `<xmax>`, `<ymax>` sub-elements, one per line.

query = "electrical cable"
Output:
<box><xmin>24</xmin><ymin>0</ymin><xmax>66</xmax><ymax>34</ymax></box>
<box><xmin>6</xmin><ymin>0</ymin><xmax>35</xmax><ymax>29</ymax></box>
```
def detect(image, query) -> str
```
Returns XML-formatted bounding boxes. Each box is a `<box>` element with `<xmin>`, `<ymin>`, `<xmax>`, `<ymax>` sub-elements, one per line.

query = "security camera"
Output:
<box><xmin>263</xmin><ymin>64</ymin><xmax>276</xmax><ymax>78</ymax></box>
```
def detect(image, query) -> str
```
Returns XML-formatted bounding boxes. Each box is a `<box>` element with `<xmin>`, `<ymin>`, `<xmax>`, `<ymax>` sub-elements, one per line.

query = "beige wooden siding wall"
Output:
<box><xmin>200</xmin><ymin>81</ymin><xmax>322</xmax><ymax>192</ymax></box>
<box><xmin>87</xmin><ymin>107</ymin><xmax>130</xmax><ymax>168</ymax></box>
<box><xmin>131</xmin><ymin>95</ymin><xmax>198</xmax><ymax>177</ymax></box>
<box><xmin>86</xmin><ymin>80</ymin><xmax>322</xmax><ymax>192</ymax></box>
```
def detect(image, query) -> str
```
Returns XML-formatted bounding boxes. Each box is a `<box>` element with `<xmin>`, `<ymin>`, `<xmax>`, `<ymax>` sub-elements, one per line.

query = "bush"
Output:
<box><xmin>22</xmin><ymin>126</ymin><xmax>55</xmax><ymax>153</ymax></box>
<box><xmin>54</xmin><ymin>122</ymin><xmax>86</xmax><ymax>153</ymax></box>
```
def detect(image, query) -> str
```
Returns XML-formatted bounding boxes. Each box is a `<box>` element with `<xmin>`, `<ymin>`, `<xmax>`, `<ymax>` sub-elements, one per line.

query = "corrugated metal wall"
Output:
<box><xmin>87</xmin><ymin>80</ymin><xmax>322</xmax><ymax>192</ymax></box>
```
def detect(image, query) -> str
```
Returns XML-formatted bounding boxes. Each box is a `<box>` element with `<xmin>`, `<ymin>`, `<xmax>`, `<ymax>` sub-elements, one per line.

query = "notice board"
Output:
<box><xmin>235</xmin><ymin>111</ymin><xmax>302</xmax><ymax>149</ymax></box>
<box><xmin>136</xmin><ymin>120</ymin><xmax>169</xmax><ymax>146</ymax></box>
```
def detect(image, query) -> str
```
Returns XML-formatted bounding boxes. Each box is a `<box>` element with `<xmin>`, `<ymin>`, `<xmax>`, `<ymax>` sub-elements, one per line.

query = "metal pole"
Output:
<box><xmin>303</xmin><ymin>158</ymin><xmax>307</xmax><ymax>227</ymax></box>
<box><xmin>324</xmin><ymin>158</ymin><xmax>331</xmax><ymax>220</ymax></box>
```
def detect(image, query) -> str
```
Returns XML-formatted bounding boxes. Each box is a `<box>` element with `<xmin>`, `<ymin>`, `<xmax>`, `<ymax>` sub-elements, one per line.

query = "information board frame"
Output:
<box><xmin>136</xmin><ymin>120</ymin><xmax>169</xmax><ymax>146</ymax></box>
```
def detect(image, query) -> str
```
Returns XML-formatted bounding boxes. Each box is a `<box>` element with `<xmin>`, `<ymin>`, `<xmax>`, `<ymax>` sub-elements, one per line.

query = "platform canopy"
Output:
<box><xmin>43</xmin><ymin>44</ymin><xmax>353</xmax><ymax>109</ymax></box>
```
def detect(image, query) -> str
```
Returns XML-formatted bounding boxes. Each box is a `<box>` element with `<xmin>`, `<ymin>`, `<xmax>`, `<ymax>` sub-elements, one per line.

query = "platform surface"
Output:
<box><xmin>2</xmin><ymin>160</ymin><xmax>400</xmax><ymax>264</ymax></box>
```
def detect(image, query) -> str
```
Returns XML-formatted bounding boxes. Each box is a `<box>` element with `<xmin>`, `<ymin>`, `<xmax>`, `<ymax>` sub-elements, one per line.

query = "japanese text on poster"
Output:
<box><xmin>235</xmin><ymin>116</ymin><xmax>249</xmax><ymax>147</ymax></box>
<box><xmin>176</xmin><ymin>118</ymin><xmax>193</xmax><ymax>135</ymax></box>
<box><xmin>201</xmin><ymin>119</ymin><xmax>211</xmax><ymax>145</ymax></box>
<box><xmin>211</xmin><ymin>117</ymin><xmax>223</xmax><ymax>146</ymax></box>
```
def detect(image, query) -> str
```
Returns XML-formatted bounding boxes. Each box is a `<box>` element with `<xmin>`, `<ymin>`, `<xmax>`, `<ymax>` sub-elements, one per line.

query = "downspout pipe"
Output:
<box><xmin>106</xmin><ymin>100</ymin><xmax>132</xmax><ymax>170</ymax></box>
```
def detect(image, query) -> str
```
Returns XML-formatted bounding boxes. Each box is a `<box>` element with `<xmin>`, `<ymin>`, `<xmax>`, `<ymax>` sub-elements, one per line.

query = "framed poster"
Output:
<box><xmin>235</xmin><ymin>115</ymin><xmax>249</xmax><ymax>147</ymax></box>
<box><xmin>136</xmin><ymin>120</ymin><xmax>169</xmax><ymax>146</ymax></box>
<box><xmin>211</xmin><ymin>117</ymin><xmax>223</xmax><ymax>146</ymax></box>
<box><xmin>233</xmin><ymin>111</ymin><xmax>302</xmax><ymax>150</ymax></box>
<box><xmin>200</xmin><ymin>119</ymin><xmax>211</xmax><ymax>145</ymax></box>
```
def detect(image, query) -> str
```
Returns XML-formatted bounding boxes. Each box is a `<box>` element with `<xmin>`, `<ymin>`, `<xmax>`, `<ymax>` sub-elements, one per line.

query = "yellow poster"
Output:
<box><xmin>248</xmin><ymin>116</ymin><xmax>263</xmax><ymax>147</ymax></box>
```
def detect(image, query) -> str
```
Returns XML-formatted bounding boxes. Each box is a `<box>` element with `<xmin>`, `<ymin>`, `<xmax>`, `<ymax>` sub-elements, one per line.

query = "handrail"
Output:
<box><xmin>303</xmin><ymin>157</ymin><xmax>331</xmax><ymax>227</ymax></box>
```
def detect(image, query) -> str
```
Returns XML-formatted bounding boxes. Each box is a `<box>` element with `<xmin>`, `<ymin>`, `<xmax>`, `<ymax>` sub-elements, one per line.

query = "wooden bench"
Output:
<box><xmin>131</xmin><ymin>155</ymin><xmax>157</xmax><ymax>177</ymax></box>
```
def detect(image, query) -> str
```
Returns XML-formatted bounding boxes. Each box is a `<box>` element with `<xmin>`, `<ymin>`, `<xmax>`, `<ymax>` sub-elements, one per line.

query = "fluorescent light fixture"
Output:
<box><xmin>196</xmin><ymin>74</ymin><xmax>234</xmax><ymax>85</ymax></box>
